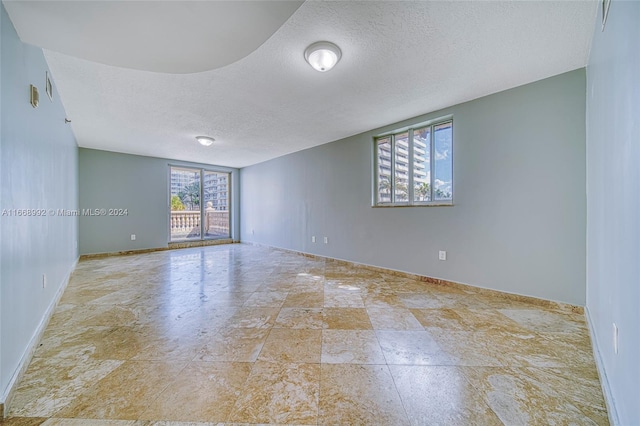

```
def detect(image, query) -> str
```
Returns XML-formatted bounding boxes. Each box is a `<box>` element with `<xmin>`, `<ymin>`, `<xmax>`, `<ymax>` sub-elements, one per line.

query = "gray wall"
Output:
<box><xmin>241</xmin><ymin>69</ymin><xmax>586</xmax><ymax>305</ymax></box>
<box><xmin>0</xmin><ymin>4</ymin><xmax>78</xmax><ymax>401</ymax></box>
<box><xmin>586</xmin><ymin>1</ymin><xmax>639</xmax><ymax>424</ymax></box>
<box><xmin>78</xmin><ymin>148</ymin><xmax>240</xmax><ymax>255</ymax></box>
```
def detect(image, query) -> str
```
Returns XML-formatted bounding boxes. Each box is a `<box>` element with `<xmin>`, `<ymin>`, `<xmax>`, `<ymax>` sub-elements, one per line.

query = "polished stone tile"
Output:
<box><xmin>461</xmin><ymin>366</ymin><xmax>608</xmax><ymax>425</ymax></box>
<box><xmin>197</xmin><ymin>328</ymin><xmax>270</xmax><ymax>362</ymax></box>
<box><xmin>322</xmin><ymin>290</ymin><xmax>364</xmax><ymax>308</ymax></box>
<box><xmin>54</xmin><ymin>361</ymin><xmax>186</xmax><ymax>419</ymax></box>
<box><xmin>139</xmin><ymin>362</ymin><xmax>252</xmax><ymax>422</ymax></box>
<box><xmin>321</xmin><ymin>330</ymin><xmax>386</xmax><ymax>364</ymax></box>
<box><xmin>410</xmin><ymin>308</ymin><xmax>468</xmax><ymax>331</ymax></box>
<box><xmin>200</xmin><ymin>292</ymin><xmax>253</xmax><ymax>307</ymax></box>
<box><xmin>177</xmin><ymin>306</ymin><xmax>238</xmax><ymax>334</ymax></box>
<box><xmin>43</xmin><ymin>420</ymin><xmax>136</xmax><ymax>426</ymax></box>
<box><xmin>226</xmin><ymin>308</ymin><xmax>280</xmax><ymax>329</ymax></box>
<box><xmin>9</xmin><ymin>356</ymin><xmax>123</xmax><ymax>417</ymax></box>
<box><xmin>366</xmin><ymin>307</ymin><xmax>423</xmax><ymax>330</ymax></box>
<box><xmin>435</xmin><ymin>292</ymin><xmax>491</xmax><ymax>309</ymax></box>
<box><xmin>376</xmin><ymin>330</ymin><xmax>455</xmax><ymax>365</ymax></box>
<box><xmin>273</xmin><ymin>308</ymin><xmax>323</xmax><ymax>329</ymax></box>
<box><xmin>398</xmin><ymin>292</ymin><xmax>444</xmax><ymax>309</ymax></box>
<box><xmin>322</xmin><ymin>308</ymin><xmax>372</xmax><ymax>330</ymax></box>
<box><xmin>318</xmin><ymin>364</ymin><xmax>409</xmax><ymax>425</ymax></box>
<box><xmin>257</xmin><ymin>329</ymin><xmax>322</xmax><ymax>363</ymax></box>
<box><xmin>256</xmin><ymin>279</ymin><xmax>295</xmax><ymax>293</ymax></box>
<box><xmin>228</xmin><ymin>362</ymin><xmax>319</xmax><ymax>424</ymax></box>
<box><xmin>389</xmin><ymin>365</ymin><xmax>502</xmax><ymax>425</ymax></box>
<box><xmin>0</xmin><ymin>418</ymin><xmax>48</xmax><ymax>426</ymax></box>
<box><xmin>33</xmin><ymin>325</ymin><xmax>117</xmax><ymax>360</ymax></box>
<box><xmin>134</xmin><ymin>422</ymin><xmax>224</xmax><ymax>426</ymax></box>
<box><xmin>498</xmin><ymin>308</ymin><xmax>587</xmax><ymax>333</ymax></box>
<box><xmin>59</xmin><ymin>289</ymin><xmax>120</xmax><ymax>305</ymax></box>
<box><xmin>282</xmin><ymin>291</ymin><xmax>324</xmax><ymax>308</ymax></box>
<box><xmin>454</xmin><ymin>308</ymin><xmax>527</xmax><ymax>333</ymax></box>
<box><xmin>88</xmin><ymin>326</ymin><xmax>150</xmax><ymax>360</ymax></box>
<box><xmin>242</xmin><ymin>291</ymin><xmax>288</xmax><ymax>308</ymax></box>
<box><xmin>362</xmin><ymin>293</ymin><xmax>405</xmax><ymax>309</ymax></box>
<box><xmin>429</xmin><ymin>328</ymin><xmax>572</xmax><ymax>367</ymax></box>
<box><xmin>78</xmin><ymin>304</ymin><xmax>143</xmax><ymax>327</ymax></box>
<box><xmin>47</xmin><ymin>303</ymin><xmax>113</xmax><ymax>330</ymax></box>
<box><xmin>134</xmin><ymin>422</ymin><xmax>220</xmax><ymax>426</ymax></box>
<box><xmin>130</xmin><ymin>330</ymin><xmax>205</xmax><ymax>362</ymax></box>
<box><xmin>7</xmin><ymin>244</ymin><xmax>608</xmax><ymax>425</ymax></box>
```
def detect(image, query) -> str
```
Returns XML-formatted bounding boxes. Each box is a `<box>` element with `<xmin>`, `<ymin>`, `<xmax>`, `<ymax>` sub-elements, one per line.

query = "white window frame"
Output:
<box><xmin>373</xmin><ymin>117</ymin><xmax>453</xmax><ymax>207</ymax></box>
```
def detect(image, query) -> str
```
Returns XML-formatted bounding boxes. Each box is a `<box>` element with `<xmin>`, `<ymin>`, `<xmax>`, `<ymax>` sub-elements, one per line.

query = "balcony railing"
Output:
<box><xmin>170</xmin><ymin>208</ymin><xmax>229</xmax><ymax>240</ymax></box>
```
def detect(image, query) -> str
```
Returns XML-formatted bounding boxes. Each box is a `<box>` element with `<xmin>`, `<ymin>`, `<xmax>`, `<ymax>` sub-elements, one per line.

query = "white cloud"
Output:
<box><xmin>435</xmin><ymin>149</ymin><xmax>449</xmax><ymax>160</ymax></box>
<box><xmin>435</xmin><ymin>179</ymin><xmax>452</xmax><ymax>194</ymax></box>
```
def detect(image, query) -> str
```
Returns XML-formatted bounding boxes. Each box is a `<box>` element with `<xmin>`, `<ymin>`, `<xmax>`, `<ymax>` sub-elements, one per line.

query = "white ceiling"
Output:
<box><xmin>5</xmin><ymin>1</ymin><xmax>597</xmax><ymax>169</ymax></box>
<box><xmin>3</xmin><ymin>1</ymin><xmax>303</xmax><ymax>73</ymax></box>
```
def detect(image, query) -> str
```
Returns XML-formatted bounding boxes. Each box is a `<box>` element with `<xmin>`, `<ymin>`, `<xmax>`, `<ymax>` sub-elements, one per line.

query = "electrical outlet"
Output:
<box><xmin>131</xmin><ymin>234</ymin><xmax>136</xmax><ymax>241</ymax></box>
<box><xmin>324</xmin><ymin>237</ymin><xmax>328</xmax><ymax>244</ymax></box>
<box><xmin>42</xmin><ymin>274</ymin><xmax>47</xmax><ymax>289</ymax></box>
<box><xmin>613</xmin><ymin>323</ymin><xmax>619</xmax><ymax>354</ymax></box>
<box><xmin>311</xmin><ymin>236</ymin><xmax>316</xmax><ymax>243</ymax></box>
<box><xmin>439</xmin><ymin>250</ymin><xmax>447</xmax><ymax>261</ymax></box>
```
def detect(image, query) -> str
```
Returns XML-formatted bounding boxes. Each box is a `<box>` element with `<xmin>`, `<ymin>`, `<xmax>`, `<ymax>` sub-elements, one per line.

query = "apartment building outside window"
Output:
<box><xmin>375</xmin><ymin>119</ymin><xmax>452</xmax><ymax>206</ymax></box>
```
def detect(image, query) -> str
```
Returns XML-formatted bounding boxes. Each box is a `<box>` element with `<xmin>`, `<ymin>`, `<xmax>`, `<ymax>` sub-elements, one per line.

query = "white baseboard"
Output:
<box><xmin>585</xmin><ymin>306</ymin><xmax>620</xmax><ymax>425</ymax></box>
<box><xmin>0</xmin><ymin>257</ymin><xmax>78</xmax><ymax>417</ymax></box>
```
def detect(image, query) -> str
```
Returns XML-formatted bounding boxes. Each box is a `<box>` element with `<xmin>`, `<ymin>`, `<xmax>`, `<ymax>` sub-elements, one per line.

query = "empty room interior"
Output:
<box><xmin>0</xmin><ymin>0</ymin><xmax>638</xmax><ymax>425</ymax></box>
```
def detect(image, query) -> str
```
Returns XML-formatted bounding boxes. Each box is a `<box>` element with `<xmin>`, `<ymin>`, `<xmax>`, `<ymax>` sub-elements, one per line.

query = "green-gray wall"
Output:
<box><xmin>78</xmin><ymin>148</ymin><xmax>239</xmax><ymax>255</ymax></box>
<box><xmin>241</xmin><ymin>69</ymin><xmax>586</xmax><ymax>306</ymax></box>
<box><xmin>586</xmin><ymin>1</ymin><xmax>639</xmax><ymax>424</ymax></box>
<box><xmin>0</xmin><ymin>4</ymin><xmax>78</xmax><ymax>402</ymax></box>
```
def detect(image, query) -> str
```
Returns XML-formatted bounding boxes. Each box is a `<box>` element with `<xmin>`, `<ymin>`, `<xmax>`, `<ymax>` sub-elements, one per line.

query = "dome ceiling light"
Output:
<box><xmin>196</xmin><ymin>136</ymin><xmax>215</xmax><ymax>147</ymax></box>
<box><xmin>304</xmin><ymin>41</ymin><xmax>342</xmax><ymax>72</ymax></box>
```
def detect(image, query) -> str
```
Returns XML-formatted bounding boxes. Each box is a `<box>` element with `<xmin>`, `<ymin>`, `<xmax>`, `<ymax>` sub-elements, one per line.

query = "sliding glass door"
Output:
<box><xmin>203</xmin><ymin>170</ymin><xmax>230</xmax><ymax>239</ymax></box>
<box><xmin>169</xmin><ymin>166</ymin><xmax>230</xmax><ymax>242</ymax></box>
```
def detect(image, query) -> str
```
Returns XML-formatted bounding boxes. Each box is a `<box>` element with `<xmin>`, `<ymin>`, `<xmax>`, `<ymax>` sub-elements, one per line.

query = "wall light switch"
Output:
<box><xmin>311</xmin><ymin>236</ymin><xmax>316</xmax><ymax>243</ymax></box>
<box><xmin>439</xmin><ymin>251</ymin><xmax>447</xmax><ymax>261</ymax></box>
<box><xmin>131</xmin><ymin>234</ymin><xmax>136</xmax><ymax>241</ymax></box>
<box><xmin>324</xmin><ymin>237</ymin><xmax>328</xmax><ymax>244</ymax></box>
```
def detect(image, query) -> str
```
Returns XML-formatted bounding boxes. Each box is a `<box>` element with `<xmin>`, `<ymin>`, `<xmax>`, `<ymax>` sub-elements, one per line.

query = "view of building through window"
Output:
<box><xmin>169</xmin><ymin>166</ymin><xmax>230</xmax><ymax>241</ymax></box>
<box><xmin>375</xmin><ymin>120</ymin><xmax>452</xmax><ymax>205</ymax></box>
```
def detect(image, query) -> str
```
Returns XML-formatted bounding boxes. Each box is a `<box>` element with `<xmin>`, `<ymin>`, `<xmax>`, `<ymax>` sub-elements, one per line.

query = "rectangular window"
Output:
<box><xmin>170</xmin><ymin>166</ymin><xmax>231</xmax><ymax>241</ymax></box>
<box><xmin>394</xmin><ymin>132</ymin><xmax>409</xmax><ymax>203</ymax></box>
<box><xmin>203</xmin><ymin>171</ymin><xmax>230</xmax><ymax>239</ymax></box>
<box><xmin>376</xmin><ymin>137</ymin><xmax>392</xmax><ymax>204</ymax></box>
<box><xmin>374</xmin><ymin>119</ymin><xmax>452</xmax><ymax>206</ymax></box>
<box><xmin>433</xmin><ymin>122</ymin><xmax>453</xmax><ymax>201</ymax></box>
<box><xmin>413</xmin><ymin>126</ymin><xmax>431</xmax><ymax>202</ymax></box>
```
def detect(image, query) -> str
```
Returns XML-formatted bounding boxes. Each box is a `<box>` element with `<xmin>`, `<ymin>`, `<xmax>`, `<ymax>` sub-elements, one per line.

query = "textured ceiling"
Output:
<box><xmin>6</xmin><ymin>1</ymin><xmax>597</xmax><ymax>168</ymax></box>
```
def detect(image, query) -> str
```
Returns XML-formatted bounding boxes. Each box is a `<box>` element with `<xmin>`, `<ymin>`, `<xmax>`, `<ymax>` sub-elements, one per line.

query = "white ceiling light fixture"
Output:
<box><xmin>304</xmin><ymin>41</ymin><xmax>342</xmax><ymax>72</ymax></box>
<box><xmin>196</xmin><ymin>136</ymin><xmax>215</xmax><ymax>147</ymax></box>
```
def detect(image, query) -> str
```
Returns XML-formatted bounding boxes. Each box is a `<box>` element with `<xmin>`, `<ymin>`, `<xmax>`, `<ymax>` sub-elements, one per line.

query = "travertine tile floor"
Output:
<box><xmin>5</xmin><ymin>244</ymin><xmax>608</xmax><ymax>425</ymax></box>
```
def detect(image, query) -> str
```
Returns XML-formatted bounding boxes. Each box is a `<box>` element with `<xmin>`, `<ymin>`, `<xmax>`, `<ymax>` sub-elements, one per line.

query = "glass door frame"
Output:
<box><xmin>168</xmin><ymin>165</ymin><xmax>231</xmax><ymax>243</ymax></box>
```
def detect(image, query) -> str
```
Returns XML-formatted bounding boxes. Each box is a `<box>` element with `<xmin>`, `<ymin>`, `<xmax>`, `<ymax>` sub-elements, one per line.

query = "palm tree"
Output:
<box><xmin>178</xmin><ymin>181</ymin><xmax>200</xmax><ymax>210</ymax></box>
<box><xmin>415</xmin><ymin>182</ymin><xmax>431</xmax><ymax>201</ymax></box>
<box><xmin>379</xmin><ymin>176</ymin><xmax>391</xmax><ymax>200</ymax></box>
<box><xmin>435</xmin><ymin>188</ymin><xmax>452</xmax><ymax>200</ymax></box>
<box><xmin>395</xmin><ymin>178</ymin><xmax>408</xmax><ymax>201</ymax></box>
